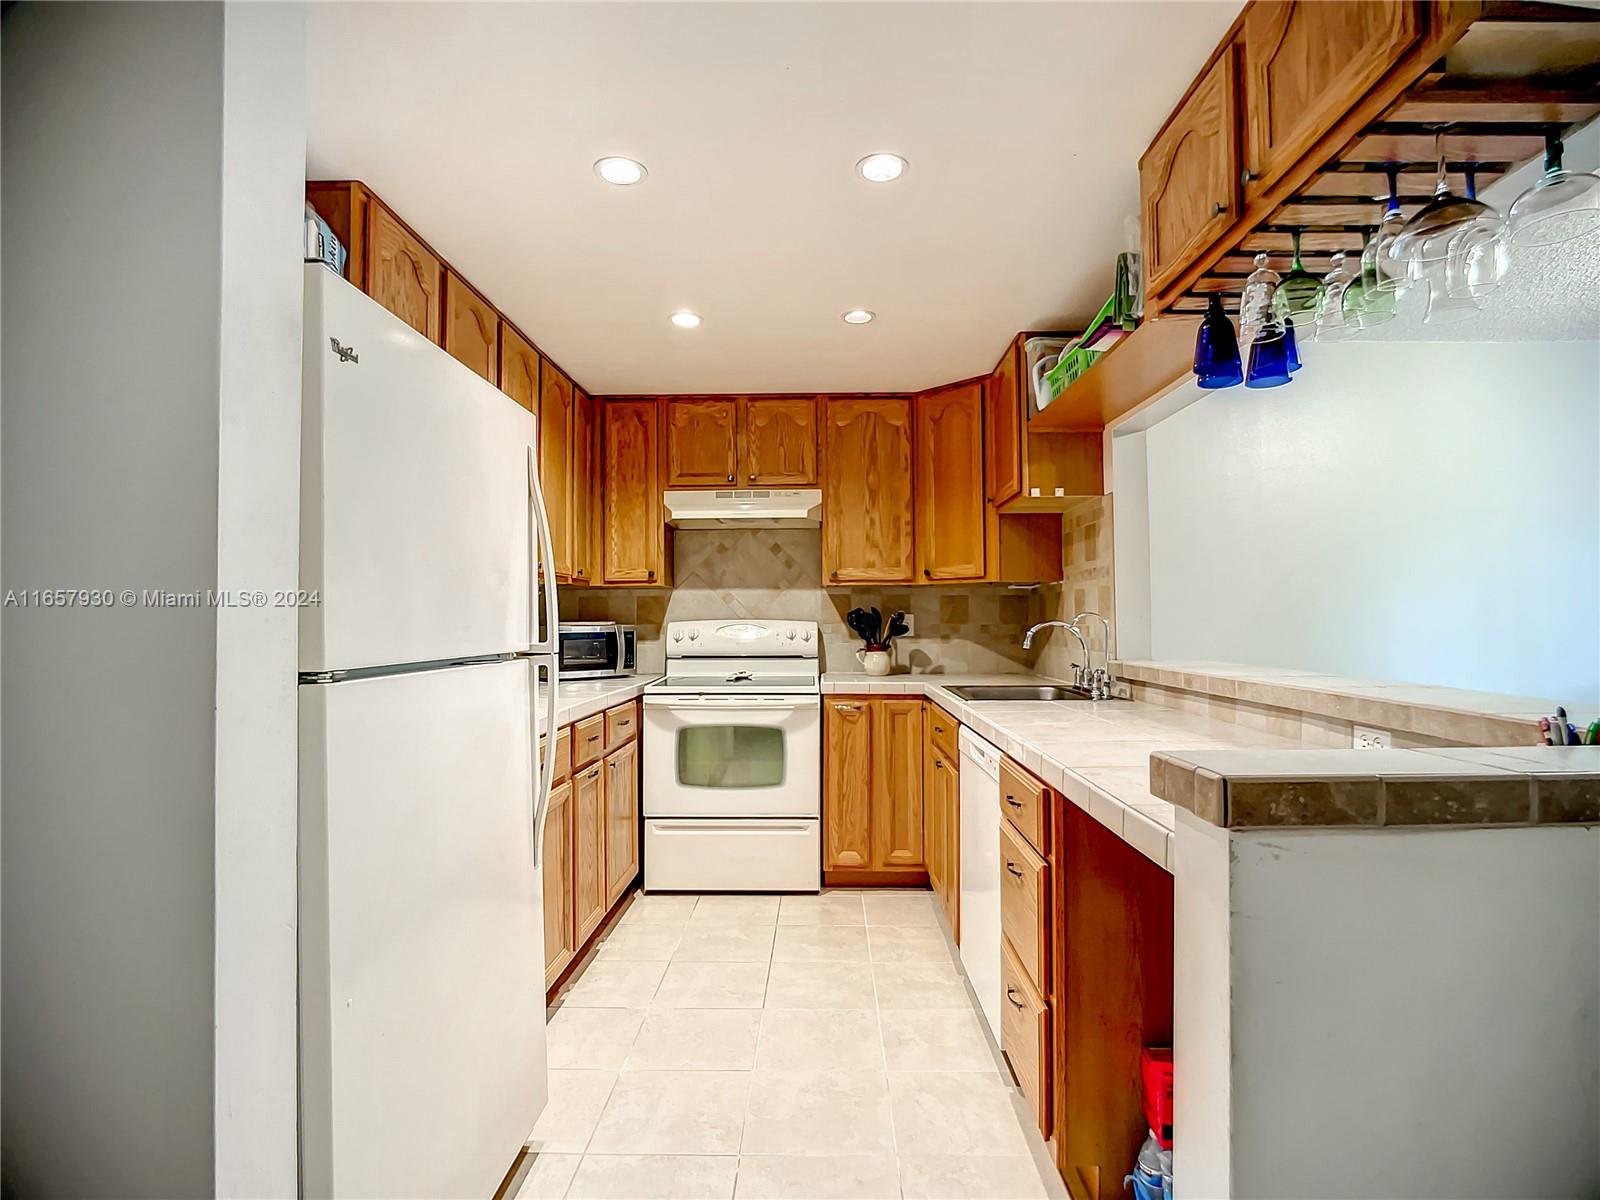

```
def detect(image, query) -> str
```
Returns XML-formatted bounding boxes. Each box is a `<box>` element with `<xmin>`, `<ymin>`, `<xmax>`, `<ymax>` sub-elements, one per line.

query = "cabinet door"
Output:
<box><xmin>871</xmin><ymin>699</ymin><xmax>924</xmax><ymax>869</ymax></box>
<box><xmin>985</xmin><ymin>346</ymin><xmax>1023</xmax><ymax>509</ymax></box>
<box><xmin>571</xmin><ymin>389</ymin><xmax>596</xmax><ymax>584</ymax></box>
<box><xmin>366</xmin><ymin>200</ymin><xmax>442</xmax><ymax>342</ymax></box>
<box><xmin>573</xmin><ymin>761</ymin><xmax>606</xmax><ymax>946</ymax></box>
<box><xmin>542</xmin><ymin>778</ymin><xmax>574</xmax><ymax>989</ymax></box>
<box><xmin>499</xmin><ymin>323</ymin><xmax>539</xmax><ymax>414</ymax></box>
<box><xmin>604</xmin><ymin>740</ymin><xmax>640</xmax><ymax>907</ymax></box>
<box><xmin>915</xmin><ymin>381</ymin><xmax>986</xmax><ymax>582</ymax></box>
<box><xmin>925</xmin><ymin>737</ymin><xmax>946</xmax><ymax>898</ymax></box>
<box><xmin>443</xmin><ymin>268</ymin><xmax>498</xmax><ymax>383</ymax></box>
<box><xmin>540</xmin><ymin>366</ymin><xmax>574</xmax><ymax>579</ymax></box>
<box><xmin>943</xmin><ymin>748</ymin><xmax>960</xmax><ymax>942</ymax></box>
<box><xmin>821</xmin><ymin>397</ymin><xmax>915</xmax><ymax>584</ymax></box>
<box><xmin>1243</xmin><ymin>1</ymin><xmax>1418</xmax><ymax>203</ymax></box>
<box><xmin>823</xmin><ymin>698</ymin><xmax>872</xmax><ymax>870</ymax></box>
<box><xmin>665</xmin><ymin>398</ymin><xmax>739</xmax><ymax>487</ymax></box>
<box><xmin>743</xmin><ymin>397</ymin><xmax>818</xmax><ymax>486</ymax></box>
<box><xmin>602</xmin><ymin>399</ymin><xmax>665</xmax><ymax>585</ymax></box>
<box><xmin>1139</xmin><ymin>50</ymin><xmax>1240</xmax><ymax>297</ymax></box>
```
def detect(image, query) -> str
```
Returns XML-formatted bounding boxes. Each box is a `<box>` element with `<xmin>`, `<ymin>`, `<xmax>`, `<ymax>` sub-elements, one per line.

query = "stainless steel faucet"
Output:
<box><xmin>1072</xmin><ymin>610</ymin><xmax>1115</xmax><ymax>699</ymax></box>
<box><xmin>1021</xmin><ymin>620</ymin><xmax>1093</xmax><ymax>690</ymax></box>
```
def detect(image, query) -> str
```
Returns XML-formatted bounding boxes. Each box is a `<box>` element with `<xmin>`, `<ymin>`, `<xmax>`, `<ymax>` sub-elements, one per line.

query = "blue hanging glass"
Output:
<box><xmin>1283</xmin><ymin>315</ymin><xmax>1302</xmax><ymax>374</ymax></box>
<box><xmin>1245</xmin><ymin>328</ymin><xmax>1292</xmax><ymax>389</ymax></box>
<box><xmin>1193</xmin><ymin>295</ymin><xmax>1243</xmax><ymax>389</ymax></box>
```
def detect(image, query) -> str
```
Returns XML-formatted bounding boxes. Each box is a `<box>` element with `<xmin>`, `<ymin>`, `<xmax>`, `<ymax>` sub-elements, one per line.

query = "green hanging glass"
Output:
<box><xmin>1273</xmin><ymin>229</ymin><xmax>1323</xmax><ymax>327</ymax></box>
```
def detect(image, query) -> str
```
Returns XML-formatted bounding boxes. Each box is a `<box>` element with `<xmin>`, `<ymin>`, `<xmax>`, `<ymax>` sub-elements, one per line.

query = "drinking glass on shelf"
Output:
<box><xmin>1273</xmin><ymin>230</ymin><xmax>1324</xmax><ymax>327</ymax></box>
<box><xmin>1509</xmin><ymin>133</ymin><xmax>1600</xmax><ymax>248</ymax></box>
<box><xmin>1193</xmin><ymin>295</ymin><xmax>1243</xmax><ymax>389</ymax></box>
<box><xmin>1391</xmin><ymin>133</ymin><xmax>1501</xmax><ymax>274</ymax></box>
<box><xmin>1342</xmin><ymin>232</ymin><xmax>1397</xmax><ymax>330</ymax></box>
<box><xmin>1245</xmin><ymin>328</ymin><xmax>1292</xmax><ymax>389</ymax></box>
<box><xmin>1315</xmin><ymin>251</ymin><xmax>1357</xmax><ymax>339</ymax></box>
<box><xmin>1238</xmin><ymin>253</ymin><xmax>1283</xmax><ymax>345</ymax></box>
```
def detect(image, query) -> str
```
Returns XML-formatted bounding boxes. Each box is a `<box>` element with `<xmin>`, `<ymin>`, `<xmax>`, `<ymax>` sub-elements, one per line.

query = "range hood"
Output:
<box><xmin>664</xmin><ymin>488</ymin><xmax>822</xmax><ymax>529</ymax></box>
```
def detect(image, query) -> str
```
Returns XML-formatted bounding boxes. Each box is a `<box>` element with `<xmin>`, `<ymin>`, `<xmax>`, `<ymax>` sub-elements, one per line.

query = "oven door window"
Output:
<box><xmin>676</xmin><ymin>725</ymin><xmax>786</xmax><ymax>788</ymax></box>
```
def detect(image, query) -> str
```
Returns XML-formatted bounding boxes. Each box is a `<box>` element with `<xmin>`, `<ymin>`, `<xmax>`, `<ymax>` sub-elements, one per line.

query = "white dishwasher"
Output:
<box><xmin>958</xmin><ymin>726</ymin><xmax>1003</xmax><ymax>1042</ymax></box>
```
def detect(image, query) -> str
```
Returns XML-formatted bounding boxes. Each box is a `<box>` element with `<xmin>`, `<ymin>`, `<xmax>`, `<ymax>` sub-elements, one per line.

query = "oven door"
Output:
<box><xmin>643</xmin><ymin>694</ymin><xmax>820</xmax><ymax>818</ymax></box>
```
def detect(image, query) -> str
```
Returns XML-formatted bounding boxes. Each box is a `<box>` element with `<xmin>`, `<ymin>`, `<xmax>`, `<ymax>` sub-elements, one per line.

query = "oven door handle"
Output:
<box><xmin>643</xmin><ymin>694</ymin><xmax>820</xmax><ymax>710</ymax></box>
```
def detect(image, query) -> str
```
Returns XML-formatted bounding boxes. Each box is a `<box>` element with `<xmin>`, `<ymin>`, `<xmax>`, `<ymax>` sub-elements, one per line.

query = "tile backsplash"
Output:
<box><xmin>1032</xmin><ymin>496</ymin><xmax>1116</xmax><ymax>682</ymax></box>
<box><xmin>559</xmin><ymin>529</ymin><xmax>1041</xmax><ymax>675</ymax></box>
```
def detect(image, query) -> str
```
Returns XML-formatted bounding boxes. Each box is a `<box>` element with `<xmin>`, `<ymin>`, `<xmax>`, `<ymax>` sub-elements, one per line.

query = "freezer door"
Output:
<box><xmin>301</xmin><ymin>266</ymin><xmax>535</xmax><ymax>673</ymax></box>
<box><xmin>300</xmin><ymin>658</ymin><xmax>546</xmax><ymax>1198</ymax></box>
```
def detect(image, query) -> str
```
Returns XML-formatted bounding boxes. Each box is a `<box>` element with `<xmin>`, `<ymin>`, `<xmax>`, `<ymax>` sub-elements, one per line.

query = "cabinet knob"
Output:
<box><xmin>646</xmin><ymin>570</ymin><xmax>656</xmax><ymax>581</ymax></box>
<box><xmin>1241</xmin><ymin>168</ymin><xmax>1260</xmax><ymax>185</ymax></box>
<box><xmin>923</xmin><ymin>569</ymin><xmax>931</xmax><ymax>578</ymax></box>
<box><xmin>748</xmin><ymin>473</ymin><xmax>756</xmax><ymax>482</ymax></box>
<box><xmin>1211</xmin><ymin>201</ymin><xmax>1227</xmax><ymax>217</ymax></box>
<box><xmin>727</xmin><ymin>473</ymin><xmax>734</xmax><ymax>482</ymax></box>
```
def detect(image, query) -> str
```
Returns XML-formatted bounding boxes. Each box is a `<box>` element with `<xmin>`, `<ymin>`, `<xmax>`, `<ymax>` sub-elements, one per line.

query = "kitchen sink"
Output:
<box><xmin>945</xmin><ymin>684</ymin><xmax>1125</xmax><ymax>702</ymax></box>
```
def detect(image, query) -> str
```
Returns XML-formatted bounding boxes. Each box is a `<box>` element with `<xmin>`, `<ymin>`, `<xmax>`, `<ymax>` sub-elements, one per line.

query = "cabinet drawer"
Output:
<box><xmin>927</xmin><ymin>703</ymin><xmax>959</xmax><ymax>763</ymax></box>
<box><xmin>605</xmin><ymin>699</ymin><xmax>640</xmax><ymax>751</ymax></box>
<box><xmin>999</xmin><ymin>757</ymin><xmax>1047</xmax><ymax>855</ymax></box>
<box><xmin>573</xmin><ymin>714</ymin><xmax>606</xmax><ymax>769</ymax></box>
<box><xmin>1001</xmin><ymin>936</ymin><xmax>1050</xmax><ymax>1134</ymax></box>
<box><xmin>1000</xmin><ymin>818</ymin><xmax>1049</xmax><ymax>991</ymax></box>
<box><xmin>540</xmin><ymin>725</ymin><xmax>572</xmax><ymax>784</ymax></box>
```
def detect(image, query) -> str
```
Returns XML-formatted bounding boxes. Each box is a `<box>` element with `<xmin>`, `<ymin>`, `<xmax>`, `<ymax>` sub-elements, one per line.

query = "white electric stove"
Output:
<box><xmin>642</xmin><ymin>620</ymin><xmax>821</xmax><ymax>892</ymax></box>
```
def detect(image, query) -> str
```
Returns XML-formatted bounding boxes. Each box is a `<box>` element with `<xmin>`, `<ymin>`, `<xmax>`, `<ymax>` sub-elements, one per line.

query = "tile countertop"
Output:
<box><xmin>546</xmin><ymin>674</ymin><xmax>660</xmax><ymax>732</ymax></box>
<box><xmin>822</xmin><ymin>672</ymin><xmax>1306</xmax><ymax>873</ymax></box>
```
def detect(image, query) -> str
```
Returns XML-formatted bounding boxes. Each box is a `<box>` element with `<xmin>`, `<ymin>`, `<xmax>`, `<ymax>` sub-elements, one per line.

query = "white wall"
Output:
<box><xmin>1224</xmin><ymin>825</ymin><xmax>1599</xmax><ymax>1199</ymax></box>
<box><xmin>2</xmin><ymin>3</ymin><xmax>305</xmax><ymax>1194</ymax></box>
<box><xmin>1133</xmin><ymin>339</ymin><xmax>1600</xmax><ymax>706</ymax></box>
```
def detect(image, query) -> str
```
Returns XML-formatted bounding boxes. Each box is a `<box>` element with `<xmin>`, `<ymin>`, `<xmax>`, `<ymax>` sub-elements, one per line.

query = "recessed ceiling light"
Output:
<box><xmin>842</xmin><ymin>309</ymin><xmax>876</xmax><ymax>325</ymax></box>
<box><xmin>856</xmin><ymin>153</ymin><xmax>907</xmax><ymax>183</ymax></box>
<box><xmin>669</xmin><ymin>310</ymin><xmax>702</xmax><ymax>329</ymax></box>
<box><xmin>594</xmin><ymin>156</ymin><xmax>647</xmax><ymax>186</ymax></box>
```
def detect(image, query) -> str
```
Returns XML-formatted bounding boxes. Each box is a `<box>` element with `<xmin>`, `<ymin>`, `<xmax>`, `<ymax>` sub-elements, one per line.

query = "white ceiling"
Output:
<box><xmin>307</xmin><ymin>1</ymin><xmax>1240</xmax><ymax>394</ymax></box>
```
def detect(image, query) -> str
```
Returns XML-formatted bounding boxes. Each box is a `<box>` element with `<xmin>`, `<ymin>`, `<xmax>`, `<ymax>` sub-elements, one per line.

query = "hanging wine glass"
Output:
<box><xmin>1423</xmin><ymin>277</ymin><xmax>1482</xmax><ymax>325</ymax></box>
<box><xmin>1315</xmin><ymin>251</ymin><xmax>1357</xmax><ymax>339</ymax></box>
<box><xmin>1391</xmin><ymin>130</ymin><xmax>1499</xmax><ymax>272</ymax></box>
<box><xmin>1273</xmin><ymin>229</ymin><xmax>1324</xmax><ymax>327</ymax></box>
<box><xmin>1509</xmin><ymin>132</ymin><xmax>1600</xmax><ymax>248</ymax></box>
<box><xmin>1238</xmin><ymin>253</ymin><xmax>1283</xmax><ymax>346</ymax></box>
<box><xmin>1444</xmin><ymin>165</ymin><xmax>1509</xmax><ymax>300</ymax></box>
<box><xmin>1342</xmin><ymin>231</ymin><xmax>1397</xmax><ymax>330</ymax></box>
<box><xmin>1193</xmin><ymin>295</ymin><xmax>1243</xmax><ymax>389</ymax></box>
<box><xmin>1370</xmin><ymin>166</ymin><xmax>1411</xmax><ymax>293</ymax></box>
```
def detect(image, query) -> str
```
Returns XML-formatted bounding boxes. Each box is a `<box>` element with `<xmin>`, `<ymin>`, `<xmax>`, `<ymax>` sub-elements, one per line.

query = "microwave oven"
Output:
<box><xmin>557</xmin><ymin>622</ymin><xmax>636</xmax><ymax>679</ymax></box>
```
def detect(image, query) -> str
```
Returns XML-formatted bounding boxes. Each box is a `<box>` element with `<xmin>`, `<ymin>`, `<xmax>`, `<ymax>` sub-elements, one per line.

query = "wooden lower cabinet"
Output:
<box><xmin>572</xmin><ymin>760</ymin><xmax>607</xmax><ymax>945</ymax></box>
<box><xmin>925</xmin><ymin>740</ymin><xmax>959</xmax><ymax>940</ymax></box>
<box><xmin>542</xmin><ymin>778</ymin><xmax>575</xmax><ymax>989</ymax></box>
<box><xmin>999</xmin><ymin>754</ymin><xmax>1055</xmax><ymax>1139</ymax></box>
<box><xmin>603</xmin><ymin>739</ymin><xmax>640</xmax><ymax>908</ymax></box>
<box><xmin>823</xmin><ymin>696</ymin><xmax>925</xmax><ymax>882</ymax></box>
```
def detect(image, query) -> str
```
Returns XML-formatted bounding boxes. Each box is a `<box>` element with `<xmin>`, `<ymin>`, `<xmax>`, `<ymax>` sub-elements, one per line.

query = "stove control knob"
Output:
<box><xmin>688</xmin><ymin>630</ymin><xmax>699</xmax><ymax>641</ymax></box>
<box><xmin>785</xmin><ymin>630</ymin><xmax>796</xmax><ymax>640</ymax></box>
<box><xmin>802</xmin><ymin>631</ymin><xmax>812</xmax><ymax>642</ymax></box>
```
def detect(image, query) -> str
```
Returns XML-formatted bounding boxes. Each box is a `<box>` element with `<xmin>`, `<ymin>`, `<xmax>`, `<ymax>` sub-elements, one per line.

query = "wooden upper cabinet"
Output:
<box><xmin>499</xmin><ymin>323</ymin><xmax>539</xmax><ymax>414</ymax></box>
<box><xmin>540</xmin><ymin>365</ymin><xmax>574</xmax><ymax>579</ymax></box>
<box><xmin>665</xmin><ymin>398</ymin><xmax>739</xmax><ymax>487</ymax></box>
<box><xmin>823</xmin><ymin>698</ymin><xmax>872</xmax><ymax>871</ymax></box>
<box><xmin>1139</xmin><ymin>49</ymin><xmax>1240</xmax><ymax>297</ymax></box>
<box><xmin>443</xmin><ymin>268</ymin><xmax>498</xmax><ymax>383</ymax></box>
<box><xmin>821</xmin><ymin>397</ymin><xmax>915</xmax><ymax>585</ymax></box>
<box><xmin>985</xmin><ymin>349</ymin><xmax>1023</xmax><ymax>509</ymax></box>
<box><xmin>602</xmin><ymin>399</ymin><xmax>665</xmax><ymax>585</ymax></box>
<box><xmin>744</xmin><ymin>397</ymin><xmax>818</xmax><ymax>486</ymax></box>
<box><xmin>366</xmin><ymin>200</ymin><xmax>442</xmax><ymax>343</ymax></box>
<box><xmin>1242</xmin><ymin>1</ymin><xmax>1418</xmax><ymax>203</ymax></box>
<box><xmin>915</xmin><ymin>382</ymin><xmax>986</xmax><ymax>582</ymax></box>
<box><xmin>872</xmin><ymin>699</ymin><xmax>924</xmax><ymax>869</ymax></box>
<box><xmin>571</xmin><ymin>388</ymin><xmax>596</xmax><ymax>583</ymax></box>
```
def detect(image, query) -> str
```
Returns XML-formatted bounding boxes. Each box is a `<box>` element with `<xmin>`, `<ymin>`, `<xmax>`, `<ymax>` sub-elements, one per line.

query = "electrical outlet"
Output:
<box><xmin>1353</xmin><ymin>725</ymin><xmax>1392</xmax><ymax>750</ymax></box>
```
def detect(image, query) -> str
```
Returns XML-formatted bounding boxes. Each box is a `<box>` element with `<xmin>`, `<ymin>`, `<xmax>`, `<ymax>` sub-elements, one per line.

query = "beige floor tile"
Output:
<box><xmin>735</xmin><ymin>1155</ymin><xmax>900</xmax><ymax>1199</ymax></box>
<box><xmin>674</xmin><ymin>925</ymin><xmax>776</xmax><ymax>963</ymax></box>
<box><xmin>771</xmin><ymin>925</ymin><xmax>870</xmax><ymax>963</ymax></box>
<box><xmin>594</xmin><ymin>924</ymin><xmax>684</xmax><ymax>962</ymax></box>
<box><xmin>587</xmin><ymin>1070</ymin><xmax>751</xmax><ymax>1154</ymax></box>
<box><xmin>867</xmin><ymin>926</ymin><xmax>953</xmax><ymax>964</ymax></box>
<box><xmin>871</xmin><ymin>962</ymin><xmax>972</xmax><ymax>1010</ymax></box>
<box><xmin>619</xmin><ymin>894</ymin><xmax>700</xmax><ymax>926</ymax></box>
<box><xmin>757</xmin><ymin>1009</ymin><xmax>883</xmax><ymax>1070</ymax></box>
<box><xmin>567</xmin><ymin>1154</ymin><xmax>738</xmax><ymax>1200</ymax></box>
<box><xmin>624</xmin><ymin>1009</ymin><xmax>762</xmax><ymax>1070</ymax></box>
<box><xmin>899</xmin><ymin>1155</ymin><xmax>1051</xmax><ymax>1199</ymax></box>
<box><xmin>887</xmin><ymin>1073</ymin><xmax>1030</xmax><ymax>1157</ymax></box>
<box><xmin>561</xmin><ymin>958</ymin><xmax>668</xmax><ymax>1008</ymax></box>
<box><xmin>527</xmin><ymin>1069</ymin><xmax>617</xmax><ymax>1154</ymax></box>
<box><xmin>513</xmin><ymin>1151</ymin><xmax>581</xmax><ymax>1200</ymax></box>
<box><xmin>741</xmin><ymin>1071</ymin><xmax>896</xmax><ymax>1157</ymax></box>
<box><xmin>689</xmin><ymin>894</ymin><xmax>781</xmax><ymax>926</ymax></box>
<box><xmin>546</xmin><ymin>1007</ymin><xmax>644</xmax><ymax>1070</ymax></box>
<box><xmin>764</xmin><ymin>961</ymin><xmax>877</xmax><ymax>1011</ymax></box>
<box><xmin>862</xmin><ymin>892</ymin><xmax>939</xmax><ymax>927</ymax></box>
<box><xmin>777</xmin><ymin>892</ymin><xmax>866</xmax><ymax>926</ymax></box>
<box><xmin>653</xmin><ymin>961</ymin><xmax>769</xmax><ymax>1009</ymax></box>
<box><xmin>880</xmin><ymin>1010</ymin><xmax>999</xmax><ymax>1072</ymax></box>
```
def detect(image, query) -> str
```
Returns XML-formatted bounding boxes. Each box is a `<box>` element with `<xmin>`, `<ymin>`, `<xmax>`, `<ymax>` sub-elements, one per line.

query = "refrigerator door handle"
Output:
<box><xmin>529</xmin><ymin>652</ymin><xmax>560</xmax><ymax>866</ymax></box>
<box><xmin>527</xmin><ymin>444</ymin><xmax>560</xmax><ymax>657</ymax></box>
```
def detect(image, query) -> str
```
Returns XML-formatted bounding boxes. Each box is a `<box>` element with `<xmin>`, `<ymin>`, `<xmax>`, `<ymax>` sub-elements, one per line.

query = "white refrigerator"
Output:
<box><xmin>298</xmin><ymin>265</ymin><xmax>561</xmax><ymax>1198</ymax></box>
